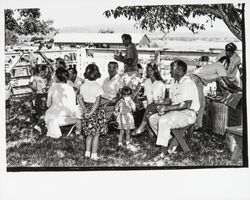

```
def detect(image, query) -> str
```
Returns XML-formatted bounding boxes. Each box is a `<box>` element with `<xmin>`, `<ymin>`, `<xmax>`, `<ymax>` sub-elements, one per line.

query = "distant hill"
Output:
<box><xmin>58</xmin><ymin>24</ymin><xmax>239</xmax><ymax>41</ymax></box>
<box><xmin>59</xmin><ymin>23</ymin><xmax>143</xmax><ymax>34</ymax></box>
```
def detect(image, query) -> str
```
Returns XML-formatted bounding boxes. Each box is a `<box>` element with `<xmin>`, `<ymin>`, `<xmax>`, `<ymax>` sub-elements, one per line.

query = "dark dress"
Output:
<box><xmin>82</xmin><ymin>102</ymin><xmax>107</xmax><ymax>136</ymax></box>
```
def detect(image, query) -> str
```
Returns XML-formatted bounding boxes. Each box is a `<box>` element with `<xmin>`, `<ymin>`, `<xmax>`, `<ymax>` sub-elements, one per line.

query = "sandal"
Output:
<box><xmin>131</xmin><ymin>128</ymin><xmax>144</xmax><ymax>136</ymax></box>
<box><xmin>167</xmin><ymin>145</ymin><xmax>177</xmax><ymax>154</ymax></box>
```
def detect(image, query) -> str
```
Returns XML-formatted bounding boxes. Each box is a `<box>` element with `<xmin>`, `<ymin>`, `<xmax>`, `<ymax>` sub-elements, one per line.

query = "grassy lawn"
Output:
<box><xmin>6</xmin><ymin>96</ymin><xmax>243</xmax><ymax>169</ymax></box>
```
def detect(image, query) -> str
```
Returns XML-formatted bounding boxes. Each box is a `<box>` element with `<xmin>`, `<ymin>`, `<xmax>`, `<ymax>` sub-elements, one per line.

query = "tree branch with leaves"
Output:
<box><xmin>5</xmin><ymin>8</ymin><xmax>57</xmax><ymax>45</ymax></box>
<box><xmin>103</xmin><ymin>3</ymin><xmax>244</xmax><ymax>41</ymax></box>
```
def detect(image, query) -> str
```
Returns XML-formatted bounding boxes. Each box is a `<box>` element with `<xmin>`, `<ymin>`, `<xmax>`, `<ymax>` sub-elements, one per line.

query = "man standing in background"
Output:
<box><xmin>114</xmin><ymin>34</ymin><xmax>138</xmax><ymax>74</ymax></box>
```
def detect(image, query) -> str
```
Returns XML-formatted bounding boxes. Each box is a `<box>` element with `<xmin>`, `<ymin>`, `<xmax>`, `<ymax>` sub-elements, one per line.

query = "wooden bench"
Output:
<box><xmin>225</xmin><ymin>126</ymin><xmax>243</xmax><ymax>161</ymax></box>
<box><xmin>168</xmin><ymin>125</ymin><xmax>194</xmax><ymax>153</ymax></box>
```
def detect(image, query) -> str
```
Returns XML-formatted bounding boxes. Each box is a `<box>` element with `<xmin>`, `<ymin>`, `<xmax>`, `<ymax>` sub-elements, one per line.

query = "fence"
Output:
<box><xmin>5</xmin><ymin>47</ymin><xmax>223</xmax><ymax>96</ymax></box>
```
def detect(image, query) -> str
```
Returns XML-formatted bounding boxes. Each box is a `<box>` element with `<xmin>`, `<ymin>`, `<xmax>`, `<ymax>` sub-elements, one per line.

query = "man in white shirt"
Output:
<box><xmin>190</xmin><ymin>61</ymin><xmax>241</xmax><ymax>130</ymax></box>
<box><xmin>67</xmin><ymin>67</ymin><xmax>84</xmax><ymax>95</ymax></box>
<box><xmin>101</xmin><ymin>61</ymin><xmax>125</xmax><ymax>105</ymax></box>
<box><xmin>149</xmin><ymin>60</ymin><xmax>200</xmax><ymax>159</ymax></box>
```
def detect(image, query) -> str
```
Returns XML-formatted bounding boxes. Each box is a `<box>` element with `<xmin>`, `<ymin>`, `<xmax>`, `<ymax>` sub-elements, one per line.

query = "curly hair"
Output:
<box><xmin>120</xmin><ymin>86</ymin><xmax>133</xmax><ymax>96</ymax></box>
<box><xmin>146</xmin><ymin>62</ymin><xmax>164</xmax><ymax>82</ymax></box>
<box><xmin>55</xmin><ymin>66</ymin><xmax>69</xmax><ymax>83</ymax></box>
<box><xmin>84</xmin><ymin>63</ymin><xmax>101</xmax><ymax>80</ymax></box>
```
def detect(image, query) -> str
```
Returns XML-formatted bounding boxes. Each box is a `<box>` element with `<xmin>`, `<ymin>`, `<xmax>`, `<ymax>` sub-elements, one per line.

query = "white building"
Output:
<box><xmin>54</xmin><ymin>33</ymin><xmax>151</xmax><ymax>49</ymax></box>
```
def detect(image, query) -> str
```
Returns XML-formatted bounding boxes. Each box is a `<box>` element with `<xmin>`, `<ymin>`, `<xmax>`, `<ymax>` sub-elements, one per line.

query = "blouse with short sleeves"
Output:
<box><xmin>143</xmin><ymin>78</ymin><xmax>166</xmax><ymax>104</ymax></box>
<box><xmin>80</xmin><ymin>79</ymin><xmax>104</xmax><ymax>103</ymax></box>
<box><xmin>46</xmin><ymin>83</ymin><xmax>76</xmax><ymax>118</ymax></box>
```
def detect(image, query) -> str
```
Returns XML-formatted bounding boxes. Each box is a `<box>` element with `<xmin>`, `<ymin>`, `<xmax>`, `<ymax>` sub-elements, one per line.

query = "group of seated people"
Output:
<box><xmin>25</xmin><ymin>41</ymin><xmax>242</xmax><ymax>161</ymax></box>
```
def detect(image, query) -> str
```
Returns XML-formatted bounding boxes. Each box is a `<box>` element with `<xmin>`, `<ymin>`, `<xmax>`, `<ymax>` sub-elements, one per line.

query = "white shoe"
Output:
<box><xmin>167</xmin><ymin>146</ymin><xmax>177</xmax><ymax>154</ymax></box>
<box><xmin>85</xmin><ymin>151</ymin><xmax>91</xmax><ymax>158</ymax></box>
<box><xmin>90</xmin><ymin>154</ymin><xmax>99</xmax><ymax>161</ymax></box>
<box><xmin>34</xmin><ymin>125</ymin><xmax>42</xmax><ymax>133</ymax></box>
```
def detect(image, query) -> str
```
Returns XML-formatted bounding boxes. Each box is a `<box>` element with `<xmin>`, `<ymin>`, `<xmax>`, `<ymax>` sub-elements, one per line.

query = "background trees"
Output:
<box><xmin>5</xmin><ymin>8</ymin><xmax>57</xmax><ymax>45</ymax></box>
<box><xmin>103</xmin><ymin>3</ymin><xmax>244</xmax><ymax>41</ymax></box>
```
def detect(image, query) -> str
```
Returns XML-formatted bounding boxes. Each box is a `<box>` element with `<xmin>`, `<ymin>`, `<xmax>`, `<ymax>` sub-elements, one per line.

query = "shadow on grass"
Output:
<box><xmin>6</xmin><ymin>96</ymin><xmax>243</xmax><ymax>169</ymax></box>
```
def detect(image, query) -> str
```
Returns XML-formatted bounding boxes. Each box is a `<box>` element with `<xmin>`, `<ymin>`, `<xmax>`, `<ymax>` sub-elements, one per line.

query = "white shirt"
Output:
<box><xmin>143</xmin><ymin>78</ymin><xmax>166</xmax><ymax>104</ymax></box>
<box><xmin>102</xmin><ymin>74</ymin><xmax>124</xmax><ymax>100</ymax></box>
<box><xmin>80</xmin><ymin>79</ymin><xmax>104</xmax><ymax>103</ymax></box>
<box><xmin>46</xmin><ymin>83</ymin><xmax>76</xmax><ymax>118</ymax></box>
<box><xmin>169</xmin><ymin>75</ymin><xmax>200</xmax><ymax>112</ymax></box>
<box><xmin>193</xmin><ymin>62</ymin><xmax>228</xmax><ymax>84</ymax></box>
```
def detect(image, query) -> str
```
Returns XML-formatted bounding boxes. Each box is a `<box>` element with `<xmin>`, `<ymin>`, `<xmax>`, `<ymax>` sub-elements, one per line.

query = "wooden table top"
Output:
<box><xmin>226</xmin><ymin>126</ymin><xmax>243</xmax><ymax>136</ymax></box>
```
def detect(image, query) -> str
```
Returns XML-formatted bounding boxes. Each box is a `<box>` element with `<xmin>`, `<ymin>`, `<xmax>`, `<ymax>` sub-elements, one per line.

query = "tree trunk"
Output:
<box><xmin>217</xmin><ymin>5</ymin><xmax>242</xmax><ymax>41</ymax></box>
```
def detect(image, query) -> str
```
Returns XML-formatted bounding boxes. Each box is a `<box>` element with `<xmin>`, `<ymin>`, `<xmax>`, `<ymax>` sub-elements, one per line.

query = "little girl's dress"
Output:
<box><xmin>115</xmin><ymin>99</ymin><xmax>135</xmax><ymax>130</ymax></box>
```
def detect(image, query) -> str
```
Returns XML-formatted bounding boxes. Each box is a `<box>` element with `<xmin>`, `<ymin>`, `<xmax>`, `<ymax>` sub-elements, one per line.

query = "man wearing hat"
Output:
<box><xmin>216</xmin><ymin>42</ymin><xmax>241</xmax><ymax>86</ymax></box>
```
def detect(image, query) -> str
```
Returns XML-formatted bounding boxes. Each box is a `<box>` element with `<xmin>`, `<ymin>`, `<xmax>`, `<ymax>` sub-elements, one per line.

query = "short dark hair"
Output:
<box><xmin>108</xmin><ymin>61</ymin><xmax>118</xmax><ymax>68</ymax></box>
<box><xmin>55</xmin><ymin>66</ymin><xmax>69</xmax><ymax>83</ymax></box>
<box><xmin>55</xmin><ymin>57</ymin><xmax>67</xmax><ymax>68</ymax></box>
<box><xmin>225</xmin><ymin>42</ymin><xmax>237</xmax><ymax>52</ymax></box>
<box><xmin>5</xmin><ymin>72</ymin><xmax>11</xmax><ymax>77</ymax></box>
<box><xmin>121</xmin><ymin>34</ymin><xmax>132</xmax><ymax>42</ymax></box>
<box><xmin>121</xmin><ymin>86</ymin><xmax>133</xmax><ymax>96</ymax></box>
<box><xmin>84</xmin><ymin>63</ymin><xmax>101</xmax><ymax>80</ymax></box>
<box><xmin>34</xmin><ymin>64</ymin><xmax>47</xmax><ymax>74</ymax></box>
<box><xmin>170</xmin><ymin>60</ymin><xmax>187</xmax><ymax>74</ymax></box>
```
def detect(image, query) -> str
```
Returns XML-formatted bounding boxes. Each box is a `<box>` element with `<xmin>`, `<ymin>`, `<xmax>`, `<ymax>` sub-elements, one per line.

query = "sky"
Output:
<box><xmin>38</xmin><ymin>3</ymin><xmax>231</xmax><ymax>34</ymax></box>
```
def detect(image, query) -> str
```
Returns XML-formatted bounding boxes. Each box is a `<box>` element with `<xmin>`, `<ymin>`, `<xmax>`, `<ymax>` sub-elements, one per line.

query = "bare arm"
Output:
<box><xmin>46</xmin><ymin>89</ymin><xmax>52</xmax><ymax>108</ymax></box>
<box><xmin>114</xmin><ymin>55</ymin><xmax>134</xmax><ymax>66</ymax></box>
<box><xmin>77</xmin><ymin>94</ymin><xmax>87</xmax><ymax>112</ymax></box>
<box><xmin>86</xmin><ymin>96</ymin><xmax>101</xmax><ymax>117</ymax></box>
<box><xmin>220</xmin><ymin>76</ymin><xmax>241</xmax><ymax>92</ymax></box>
<box><xmin>159</xmin><ymin>100</ymin><xmax>192</xmax><ymax>113</ymax></box>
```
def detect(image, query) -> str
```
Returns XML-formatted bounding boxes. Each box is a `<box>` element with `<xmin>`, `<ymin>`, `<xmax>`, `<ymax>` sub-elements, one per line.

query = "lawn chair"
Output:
<box><xmin>168</xmin><ymin>125</ymin><xmax>194</xmax><ymax>153</ymax></box>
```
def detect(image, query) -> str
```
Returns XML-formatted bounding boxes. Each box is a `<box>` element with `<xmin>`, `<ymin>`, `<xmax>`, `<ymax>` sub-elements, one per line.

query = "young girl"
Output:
<box><xmin>78</xmin><ymin>63</ymin><xmax>107</xmax><ymax>160</ymax></box>
<box><xmin>114</xmin><ymin>86</ymin><xmax>136</xmax><ymax>147</ymax></box>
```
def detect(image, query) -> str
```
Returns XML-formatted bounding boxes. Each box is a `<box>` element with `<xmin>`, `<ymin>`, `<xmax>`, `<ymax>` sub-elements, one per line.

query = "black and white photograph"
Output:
<box><xmin>1</xmin><ymin>0</ymin><xmax>249</xmax><ymax>199</ymax></box>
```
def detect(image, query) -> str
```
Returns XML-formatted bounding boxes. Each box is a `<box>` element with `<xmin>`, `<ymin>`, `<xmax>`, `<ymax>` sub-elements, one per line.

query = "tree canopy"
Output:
<box><xmin>5</xmin><ymin>8</ymin><xmax>57</xmax><ymax>45</ymax></box>
<box><xmin>103</xmin><ymin>3</ymin><xmax>244</xmax><ymax>41</ymax></box>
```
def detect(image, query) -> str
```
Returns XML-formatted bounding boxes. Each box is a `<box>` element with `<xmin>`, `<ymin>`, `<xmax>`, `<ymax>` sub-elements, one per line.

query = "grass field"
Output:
<box><xmin>6</xmin><ymin>95</ymin><xmax>243</xmax><ymax>169</ymax></box>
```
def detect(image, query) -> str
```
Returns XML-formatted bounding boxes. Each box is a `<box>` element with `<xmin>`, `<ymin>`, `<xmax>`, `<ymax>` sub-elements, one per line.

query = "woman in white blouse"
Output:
<box><xmin>45</xmin><ymin>66</ymin><xmax>79</xmax><ymax>138</ymax></box>
<box><xmin>132</xmin><ymin>63</ymin><xmax>170</xmax><ymax>135</ymax></box>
